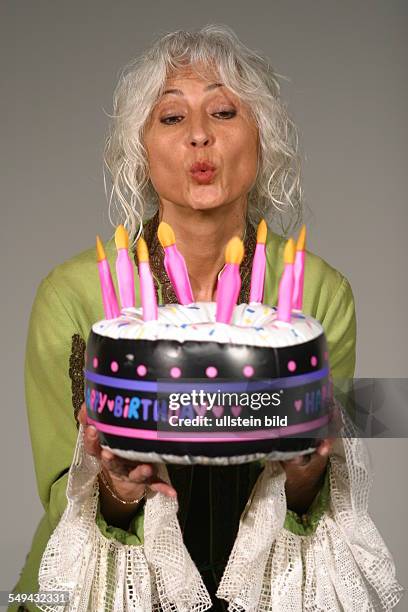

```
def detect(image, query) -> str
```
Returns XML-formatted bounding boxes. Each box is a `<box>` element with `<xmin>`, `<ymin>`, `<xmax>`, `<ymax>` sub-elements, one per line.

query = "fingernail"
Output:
<box><xmin>141</xmin><ymin>467</ymin><xmax>151</xmax><ymax>478</ymax></box>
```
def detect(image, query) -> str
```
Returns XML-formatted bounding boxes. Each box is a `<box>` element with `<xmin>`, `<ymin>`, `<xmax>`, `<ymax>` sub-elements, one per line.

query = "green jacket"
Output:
<box><xmin>12</xmin><ymin>229</ymin><xmax>356</xmax><ymax>606</ymax></box>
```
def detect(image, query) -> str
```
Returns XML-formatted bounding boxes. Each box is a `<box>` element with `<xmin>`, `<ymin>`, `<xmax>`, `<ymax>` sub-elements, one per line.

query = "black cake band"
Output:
<box><xmin>85</xmin><ymin>331</ymin><xmax>334</xmax><ymax>460</ymax></box>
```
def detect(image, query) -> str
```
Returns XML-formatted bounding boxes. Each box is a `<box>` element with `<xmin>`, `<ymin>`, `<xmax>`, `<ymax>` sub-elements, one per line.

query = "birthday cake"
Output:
<box><xmin>85</xmin><ymin>302</ymin><xmax>333</xmax><ymax>464</ymax></box>
<box><xmin>85</xmin><ymin>222</ymin><xmax>334</xmax><ymax>464</ymax></box>
<box><xmin>43</xmin><ymin>225</ymin><xmax>404</xmax><ymax>612</ymax></box>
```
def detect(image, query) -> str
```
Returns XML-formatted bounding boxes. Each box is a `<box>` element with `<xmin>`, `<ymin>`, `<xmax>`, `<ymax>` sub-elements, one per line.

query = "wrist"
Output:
<box><xmin>99</xmin><ymin>469</ymin><xmax>147</xmax><ymax>505</ymax></box>
<box><xmin>284</xmin><ymin>456</ymin><xmax>329</xmax><ymax>516</ymax></box>
<box><xmin>98</xmin><ymin>470</ymin><xmax>146</xmax><ymax>530</ymax></box>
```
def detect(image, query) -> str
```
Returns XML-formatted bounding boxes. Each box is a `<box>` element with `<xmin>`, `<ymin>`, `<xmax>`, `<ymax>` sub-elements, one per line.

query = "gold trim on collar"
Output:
<box><xmin>134</xmin><ymin>212</ymin><xmax>256</xmax><ymax>304</ymax></box>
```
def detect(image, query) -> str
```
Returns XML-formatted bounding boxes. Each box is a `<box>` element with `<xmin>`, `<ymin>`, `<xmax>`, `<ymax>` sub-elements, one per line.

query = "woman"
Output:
<box><xmin>12</xmin><ymin>25</ymin><xmax>402</xmax><ymax>612</ymax></box>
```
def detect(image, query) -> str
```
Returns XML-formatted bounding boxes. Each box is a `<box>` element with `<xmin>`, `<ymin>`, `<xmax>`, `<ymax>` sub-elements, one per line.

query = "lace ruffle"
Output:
<box><xmin>216</xmin><ymin>409</ymin><xmax>404</xmax><ymax>611</ymax></box>
<box><xmin>38</xmin><ymin>426</ymin><xmax>211</xmax><ymax>611</ymax></box>
<box><xmin>37</xmin><ymin>408</ymin><xmax>404</xmax><ymax>611</ymax></box>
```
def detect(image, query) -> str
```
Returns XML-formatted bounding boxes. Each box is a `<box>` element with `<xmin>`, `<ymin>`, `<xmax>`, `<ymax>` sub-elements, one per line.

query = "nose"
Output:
<box><xmin>191</xmin><ymin>135</ymin><xmax>210</xmax><ymax>147</ymax></box>
<box><xmin>187</xmin><ymin>114</ymin><xmax>214</xmax><ymax>148</ymax></box>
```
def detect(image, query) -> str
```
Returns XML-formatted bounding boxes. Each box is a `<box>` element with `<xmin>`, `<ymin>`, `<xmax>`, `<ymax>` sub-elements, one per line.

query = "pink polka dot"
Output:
<box><xmin>110</xmin><ymin>361</ymin><xmax>119</xmax><ymax>373</ymax></box>
<box><xmin>243</xmin><ymin>365</ymin><xmax>254</xmax><ymax>378</ymax></box>
<box><xmin>206</xmin><ymin>366</ymin><xmax>218</xmax><ymax>378</ymax></box>
<box><xmin>287</xmin><ymin>360</ymin><xmax>297</xmax><ymax>372</ymax></box>
<box><xmin>310</xmin><ymin>356</ymin><xmax>318</xmax><ymax>367</ymax></box>
<box><xmin>92</xmin><ymin>357</ymin><xmax>98</xmax><ymax>369</ymax></box>
<box><xmin>136</xmin><ymin>364</ymin><xmax>147</xmax><ymax>377</ymax></box>
<box><xmin>324</xmin><ymin>351</ymin><xmax>329</xmax><ymax>361</ymax></box>
<box><xmin>170</xmin><ymin>366</ymin><xmax>182</xmax><ymax>378</ymax></box>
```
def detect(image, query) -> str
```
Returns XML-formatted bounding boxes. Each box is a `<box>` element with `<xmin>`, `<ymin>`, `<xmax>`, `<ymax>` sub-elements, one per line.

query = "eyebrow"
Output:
<box><xmin>161</xmin><ymin>82</ymin><xmax>224</xmax><ymax>97</ymax></box>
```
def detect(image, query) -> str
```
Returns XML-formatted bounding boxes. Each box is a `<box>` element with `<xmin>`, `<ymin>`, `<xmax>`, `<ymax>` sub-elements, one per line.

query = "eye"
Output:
<box><xmin>213</xmin><ymin>110</ymin><xmax>237</xmax><ymax>119</ymax></box>
<box><xmin>160</xmin><ymin>115</ymin><xmax>183</xmax><ymax>125</ymax></box>
<box><xmin>159</xmin><ymin>109</ymin><xmax>237</xmax><ymax>126</ymax></box>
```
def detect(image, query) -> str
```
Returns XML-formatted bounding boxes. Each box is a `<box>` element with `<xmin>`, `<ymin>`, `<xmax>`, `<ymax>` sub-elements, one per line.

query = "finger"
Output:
<box><xmin>101</xmin><ymin>456</ymin><xmax>142</xmax><ymax>479</ymax></box>
<box><xmin>316</xmin><ymin>438</ymin><xmax>333</xmax><ymax>457</ymax></box>
<box><xmin>127</xmin><ymin>465</ymin><xmax>176</xmax><ymax>498</ymax></box>
<box><xmin>84</xmin><ymin>425</ymin><xmax>102</xmax><ymax>457</ymax></box>
<box><xmin>282</xmin><ymin>451</ymin><xmax>313</xmax><ymax>466</ymax></box>
<box><xmin>149</xmin><ymin>481</ymin><xmax>178</xmax><ymax>498</ymax></box>
<box><xmin>284</xmin><ymin>454</ymin><xmax>312</xmax><ymax>466</ymax></box>
<box><xmin>101</xmin><ymin>449</ymin><xmax>115</xmax><ymax>462</ymax></box>
<box><xmin>78</xmin><ymin>402</ymin><xmax>87</xmax><ymax>426</ymax></box>
<box><xmin>128</xmin><ymin>463</ymin><xmax>156</xmax><ymax>483</ymax></box>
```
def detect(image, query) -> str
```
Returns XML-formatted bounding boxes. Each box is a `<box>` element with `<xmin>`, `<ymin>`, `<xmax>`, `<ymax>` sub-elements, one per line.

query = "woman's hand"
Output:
<box><xmin>78</xmin><ymin>403</ymin><xmax>177</xmax><ymax>508</ymax></box>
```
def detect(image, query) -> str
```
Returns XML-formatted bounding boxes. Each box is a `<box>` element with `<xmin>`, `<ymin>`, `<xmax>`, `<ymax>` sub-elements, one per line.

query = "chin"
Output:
<box><xmin>183</xmin><ymin>187</ymin><xmax>227</xmax><ymax>211</ymax></box>
<box><xmin>186</xmin><ymin>199</ymin><xmax>225</xmax><ymax>211</ymax></box>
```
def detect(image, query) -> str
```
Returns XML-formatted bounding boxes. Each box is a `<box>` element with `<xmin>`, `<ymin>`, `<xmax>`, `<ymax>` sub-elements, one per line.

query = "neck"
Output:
<box><xmin>159</xmin><ymin>199</ymin><xmax>248</xmax><ymax>301</ymax></box>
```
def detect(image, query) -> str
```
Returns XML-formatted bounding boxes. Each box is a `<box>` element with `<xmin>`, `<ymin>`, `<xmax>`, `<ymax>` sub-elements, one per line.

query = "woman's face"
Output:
<box><xmin>143</xmin><ymin>66</ymin><xmax>259</xmax><ymax>212</ymax></box>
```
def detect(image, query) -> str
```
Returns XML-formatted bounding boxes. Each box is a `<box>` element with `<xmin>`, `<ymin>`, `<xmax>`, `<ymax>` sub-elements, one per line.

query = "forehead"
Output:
<box><xmin>156</xmin><ymin>65</ymin><xmax>241</xmax><ymax>109</ymax></box>
<box><xmin>164</xmin><ymin>64</ymin><xmax>220</xmax><ymax>86</ymax></box>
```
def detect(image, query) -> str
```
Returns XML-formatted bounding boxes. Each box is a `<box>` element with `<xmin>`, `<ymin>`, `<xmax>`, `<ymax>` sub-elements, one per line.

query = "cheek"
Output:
<box><xmin>145</xmin><ymin>133</ymin><xmax>180</xmax><ymax>187</ymax></box>
<box><xmin>226</xmin><ymin>135</ymin><xmax>258</xmax><ymax>186</ymax></box>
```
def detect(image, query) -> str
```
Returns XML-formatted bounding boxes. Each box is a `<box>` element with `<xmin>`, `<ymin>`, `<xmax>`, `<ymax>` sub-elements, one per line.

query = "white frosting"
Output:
<box><xmin>92</xmin><ymin>303</ymin><xmax>323</xmax><ymax>348</ymax></box>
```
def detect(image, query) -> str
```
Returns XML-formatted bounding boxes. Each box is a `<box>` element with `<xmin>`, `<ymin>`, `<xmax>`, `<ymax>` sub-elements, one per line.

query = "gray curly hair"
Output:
<box><xmin>103</xmin><ymin>24</ymin><xmax>304</xmax><ymax>245</ymax></box>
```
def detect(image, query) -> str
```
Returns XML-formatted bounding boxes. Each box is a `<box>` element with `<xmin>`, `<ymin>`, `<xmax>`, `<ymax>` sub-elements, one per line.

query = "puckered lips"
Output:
<box><xmin>190</xmin><ymin>160</ymin><xmax>217</xmax><ymax>184</ymax></box>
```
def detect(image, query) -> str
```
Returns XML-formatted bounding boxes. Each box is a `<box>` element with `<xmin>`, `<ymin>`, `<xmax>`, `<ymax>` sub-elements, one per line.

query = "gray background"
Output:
<box><xmin>2</xmin><ymin>0</ymin><xmax>407</xmax><ymax>604</ymax></box>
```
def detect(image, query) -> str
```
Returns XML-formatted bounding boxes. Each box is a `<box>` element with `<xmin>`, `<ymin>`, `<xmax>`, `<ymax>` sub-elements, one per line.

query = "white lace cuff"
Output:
<box><xmin>38</xmin><ymin>426</ymin><xmax>211</xmax><ymax>611</ymax></box>
<box><xmin>38</xmin><ymin>415</ymin><xmax>404</xmax><ymax>611</ymax></box>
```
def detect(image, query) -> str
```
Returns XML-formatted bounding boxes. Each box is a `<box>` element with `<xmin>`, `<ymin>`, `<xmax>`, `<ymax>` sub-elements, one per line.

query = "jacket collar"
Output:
<box><xmin>134</xmin><ymin>211</ymin><xmax>256</xmax><ymax>304</ymax></box>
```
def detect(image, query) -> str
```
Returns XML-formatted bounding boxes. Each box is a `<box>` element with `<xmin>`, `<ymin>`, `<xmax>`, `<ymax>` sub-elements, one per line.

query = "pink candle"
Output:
<box><xmin>115</xmin><ymin>225</ymin><xmax>135</xmax><ymax>308</ymax></box>
<box><xmin>249</xmin><ymin>219</ymin><xmax>267</xmax><ymax>303</ymax></box>
<box><xmin>157</xmin><ymin>222</ymin><xmax>194</xmax><ymax>305</ymax></box>
<box><xmin>96</xmin><ymin>236</ymin><xmax>120</xmax><ymax>319</ymax></box>
<box><xmin>277</xmin><ymin>238</ymin><xmax>296</xmax><ymax>323</ymax></box>
<box><xmin>292</xmin><ymin>225</ymin><xmax>306</xmax><ymax>311</ymax></box>
<box><xmin>136</xmin><ymin>237</ymin><xmax>158</xmax><ymax>321</ymax></box>
<box><xmin>216</xmin><ymin>237</ymin><xmax>244</xmax><ymax>324</ymax></box>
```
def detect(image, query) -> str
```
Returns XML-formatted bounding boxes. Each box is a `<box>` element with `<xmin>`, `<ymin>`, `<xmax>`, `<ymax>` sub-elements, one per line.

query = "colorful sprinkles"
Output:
<box><xmin>93</xmin><ymin>303</ymin><xmax>323</xmax><ymax>349</ymax></box>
